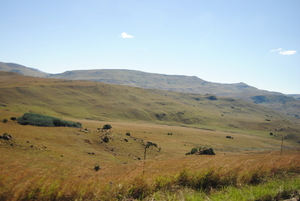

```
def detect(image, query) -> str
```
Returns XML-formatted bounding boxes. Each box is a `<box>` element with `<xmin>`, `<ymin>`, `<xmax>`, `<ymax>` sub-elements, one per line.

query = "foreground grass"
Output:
<box><xmin>152</xmin><ymin>177</ymin><xmax>300</xmax><ymax>201</ymax></box>
<box><xmin>208</xmin><ymin>177</ymin><xmax>300</xmax><ymax>201</ymax></box>
<box><xmin>0</xmin><ymin>152</ymin><xmax>299</xmax><ymax>200</ymax></box>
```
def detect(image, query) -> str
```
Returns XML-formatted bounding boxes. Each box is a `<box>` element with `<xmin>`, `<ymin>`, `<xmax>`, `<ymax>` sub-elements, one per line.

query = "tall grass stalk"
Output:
<box><xmin>1</xmin><ymin>154</ymin><xmax>299</xmax><ymax>200</ymax></box>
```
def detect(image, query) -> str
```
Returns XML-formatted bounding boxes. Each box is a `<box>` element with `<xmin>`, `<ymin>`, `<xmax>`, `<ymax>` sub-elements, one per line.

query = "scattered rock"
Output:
<box><xmin>284</xmin><ymin>196</ymin><xmax>299</xmax><ymax>201</ymax></box>
<box><xmin>0</xmin><ymin>133</ymin><xmax>12</xmax><ymax>140</ymax></box>
<box><xmin>84</xmin><ymin>139</ymin><xmax>92</xmax><ymax>144</ymax></box>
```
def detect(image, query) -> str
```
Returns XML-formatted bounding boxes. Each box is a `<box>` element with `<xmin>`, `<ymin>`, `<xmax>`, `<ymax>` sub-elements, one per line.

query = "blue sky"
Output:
<box><xmin>1</xmin><ymin>0</ymin><xmax>299</xmax><ymax>94</ymax></box>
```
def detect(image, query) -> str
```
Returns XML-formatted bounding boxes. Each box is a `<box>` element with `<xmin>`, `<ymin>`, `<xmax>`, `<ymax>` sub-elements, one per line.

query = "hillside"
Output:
<box><xmin>1</xmin><ymin>71</ymin><xmax>299</xmax><ymax>139</ymax></box>
<box><xmin>47</xmin><ymin>69</ymin><xmax>300</xmax><ymax>118</ymax></box>
<box><xmin>1</xmin><ymin>62</ymin><xmax>300</xmax><ymax>118</ymax></box>
<box><xmin>0</xmin><ymin>62</ymin><xmax>48</xmax><ymax>77</ymax></box>
<box><xmin>46</xmin><ymin>69</ymin><xmax>264</xmax><ymax>95</ymax></box>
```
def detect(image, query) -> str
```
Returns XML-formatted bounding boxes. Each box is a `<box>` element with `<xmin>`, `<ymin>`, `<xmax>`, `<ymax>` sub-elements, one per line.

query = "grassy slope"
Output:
<box><xmin>48</xmin><ymin>69</ymin><xmax>300</xmax><ymax>118</ymax></box>
<box><xmin>2</xmin><ymin>62</ymin><xmax>300</xmax><ymax>117</ymax></box>
<box><xmin>1</xmin><ymin>71</ymin><xmax>299</xmax><ymax>136</ymax></box>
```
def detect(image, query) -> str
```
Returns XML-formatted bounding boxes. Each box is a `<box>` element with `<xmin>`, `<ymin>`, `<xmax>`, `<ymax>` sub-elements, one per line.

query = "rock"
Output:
<box><xmin>0</xmin><ymin>133</ymin><xmax>12</xmax><ymax>140</ymax></box>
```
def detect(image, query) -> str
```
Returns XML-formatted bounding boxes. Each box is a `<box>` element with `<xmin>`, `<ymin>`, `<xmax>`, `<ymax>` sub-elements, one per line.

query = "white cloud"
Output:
<box><xmin>270</xmin><ymin>48</ymin><xmax>284</xmax><ymax>52</ymax></box>
<box><xmin>121</xmin><ymin>32</ymin><xmax>134</xmax><ymax>38</ymax></box>
<box><xmin>279</xmin><ymin>50</ymin><xmax>297</xmax><ymax>55</ymax></box>
<box><xmin>270</xmin><ymin>48</ymin><xmax>297</xmax><ymax>55</ymax></box>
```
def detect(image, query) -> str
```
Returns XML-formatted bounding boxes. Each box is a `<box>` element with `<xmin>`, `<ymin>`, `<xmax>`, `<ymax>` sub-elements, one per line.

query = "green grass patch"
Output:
<box><xmin>150</xmin><ymin>176</ymin><xmax>300</xmax><ymax>201</ymax></box>
<box><xmin>206</xmin><ymin>177</ymin><xmax>300</xmax><ymax>201</ymax></box>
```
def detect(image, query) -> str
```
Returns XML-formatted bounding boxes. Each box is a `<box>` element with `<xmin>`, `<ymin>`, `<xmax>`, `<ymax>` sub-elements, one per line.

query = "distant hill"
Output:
<box><xmin>46</xmin><ymin>69</ymin><xmax>300</xmax><ymax>118</ymax></box>
<box><xmin>0</xmin><ymin>62</ymin><xmax>48</xmax><ymax>77</ymax></box>
<box><xmin>46</xmin><ymin>69</ymin><xmax>261</xmax><ymax>95</ymax></box>
<box><xmin>1</xmin><ymin>62</ymin><xmax>300</xmax><ymax>118</ymax></box>
<box><xmin>288</xmin><ymin>94</ymin><xmax>300</xmax><ymax>100</ymax></box>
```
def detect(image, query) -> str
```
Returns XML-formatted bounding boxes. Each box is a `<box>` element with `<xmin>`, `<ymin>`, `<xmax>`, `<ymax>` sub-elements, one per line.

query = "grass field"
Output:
<box><xmin>1</xmin><ymin>110</ymin><xmax>300</xmax><ymax>200</ymax></box>
<box><xmin>1</xmin><ymin>72</ymin><xmax>300</xmax><ymax>200</ymax></box>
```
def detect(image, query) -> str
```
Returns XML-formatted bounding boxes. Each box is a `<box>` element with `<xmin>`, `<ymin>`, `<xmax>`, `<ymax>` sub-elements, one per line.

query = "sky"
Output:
<box><xmin>1</xmin><ymin>0</ymin><xmax>299</xmax><ymax>94</ymax></box>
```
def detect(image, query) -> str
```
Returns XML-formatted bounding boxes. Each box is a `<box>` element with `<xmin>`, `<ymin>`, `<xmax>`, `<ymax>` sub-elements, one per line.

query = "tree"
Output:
<box><xmin>103</xmin><ymin>124</ymin><xmax>112</xmax><ymax>130</ymax></box>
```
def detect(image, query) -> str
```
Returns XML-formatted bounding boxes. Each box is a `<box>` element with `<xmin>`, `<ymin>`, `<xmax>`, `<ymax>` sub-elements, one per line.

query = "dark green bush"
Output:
<box><xmin>17</xmin><ymin>113</ymin><xmax>82</xmax><ymax>128</ymax></box>
<box><xmin>2</xmin><ymin>118</ymin><xmax>8</xmax><ymax>123</ymax></box>
<box><xmin>186</xmin><ymin>147</ymin><xmax>198</xmax><ymax>155</ymax></box>
<box><xmin>103</xmin><ymin>124</ymin><xmax>112</xmax><ymax>130</ymax></box>
<box><xmin>207</xmin><ymin>95</ymin><xmax>218</xmax><ymax>100</ymax></box>
<box><xmin>10</xmin><ymin>117</ymin><xmax>17</xmax><ymax>121</ymax></box>
<box><xmin>103</xmin><ymin>136</ymin><xmax>109</xmax><ymax>143</ymax></box>
<box><xmin>94</xmin><ymin>164</ymin><xmax>101</xmax><ymax>171</ymax></box>
<box><xmin>190</xmin><ymin>148</ymin><xmax>198</xmax><ymax>154</ymax></box>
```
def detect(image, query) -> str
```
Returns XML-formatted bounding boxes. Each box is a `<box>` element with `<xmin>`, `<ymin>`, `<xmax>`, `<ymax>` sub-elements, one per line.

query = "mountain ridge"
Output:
<box><xmin>1</xmin><ymin>62</ymin><xmax>299</xmax><ymax>118</ymax></box>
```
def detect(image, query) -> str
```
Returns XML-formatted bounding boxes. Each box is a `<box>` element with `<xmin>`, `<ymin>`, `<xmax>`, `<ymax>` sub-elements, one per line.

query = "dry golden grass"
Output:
<box><xmin>0</xmin><ymin>148</ymin><xmax>299</xmax><ymax>200</ymax></box>
<box><xmin>1</xmin><ymin>109</ymin><xmax>300</xmax><ymax>200</ymax></box>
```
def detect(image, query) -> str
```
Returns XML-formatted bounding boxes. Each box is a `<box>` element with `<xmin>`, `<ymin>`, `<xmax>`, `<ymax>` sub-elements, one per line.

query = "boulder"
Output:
<box><xmin>0</xmin><ymin>133</ymin><xmax>12</xmax><ymax>140</ymax></box>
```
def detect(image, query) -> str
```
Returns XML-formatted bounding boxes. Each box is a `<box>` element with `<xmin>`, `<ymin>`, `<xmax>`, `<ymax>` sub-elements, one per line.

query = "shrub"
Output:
<box><xmin>103</xmin><ymin>124</ymin><xmax>112</xmax><ymax>130</ymax></box>
<box><xmin>186</xmin><ymin>148</ymin><xmax>198</xmax><ymax>155</ymax></box>
<box><xmin>199</xmin><ymin>148</ymin><xmax>216</xmax><ymax>155</ymax></box>
<box><xmin>103</xmin><ymin>136</ymin><xmax>109</xmax><ymax>143</ymax></box>
<box><xmin>10</xmin><ymin>117</ymin><xmax>17</xmax><ymax>121</ymax></box>
<box><xmin>2</xmin><ymin>118</ymin><xmax>8</xmax><ymax>123</ymax></box>
<box><xmin>17</xmin><ymin>113</ymin><xmax>82</xmax><ymax>128</ymax></box>
<box><xmin>207</xmin><ymin>95</ymin><xmax>218</xmax><ymax>100</ymax></box>
<box><xmin>94</xmin><ymin>164</ymin><xmax>101</xmax><ymax>171</ymax></box>
<box><xmin>190</xmin><ymin>148</ymin><xmax>198</xmax><ymax>154</ymax></box>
